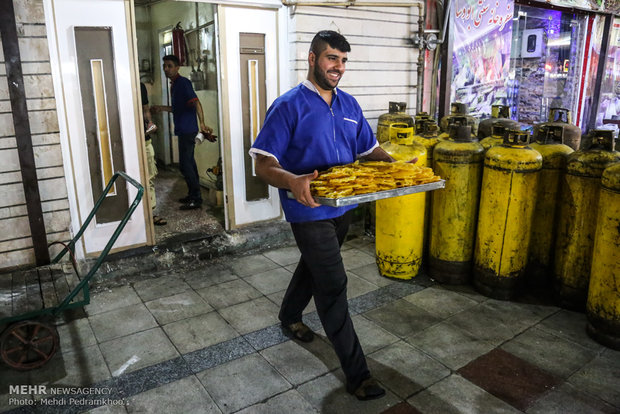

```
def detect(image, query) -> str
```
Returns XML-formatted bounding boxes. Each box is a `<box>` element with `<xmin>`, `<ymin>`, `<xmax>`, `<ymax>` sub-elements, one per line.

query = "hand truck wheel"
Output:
<box><xmin>0</xmin><ymin>320</ymin><xmax>59</xmax><ymax>370</ymax></box>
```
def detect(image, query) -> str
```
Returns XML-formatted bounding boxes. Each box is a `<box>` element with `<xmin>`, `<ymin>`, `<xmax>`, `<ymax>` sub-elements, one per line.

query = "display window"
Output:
<box><xmin>592</xmin><ymin>17</ymin><xmax>620</xmax><ymax>131</ymax></box>
<box><xmin>509</xmin><ymin>5</ymin><xmax>589</xmax><ymax>128</ymax></box>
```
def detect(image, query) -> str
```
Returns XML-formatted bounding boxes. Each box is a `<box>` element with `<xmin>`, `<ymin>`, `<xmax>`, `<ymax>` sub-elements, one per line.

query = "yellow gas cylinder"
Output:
<box><xmin>376</xmin><ymin>102</ymin><xmax>414</xmax><ymax>144</ymax></box>
<box><xmin>440</xmin><ymin>102</ymin><xmax>479</xmax><ymax>136</ymax></box>
<box><xmin>554</xmin><ymin>130</ymin><xmax>620</xmax><ymax>310</ymax></box>
<box><xmin>527</xmin><ymin>125</ymin><xmax>574</xmax><ymax>286</ymax></box>
<box><xmin>365</xmin><ymin>122</ymin><xmax>414</xmax><ymax>237</ymax></box>
<box><xmin>586</xmin><ymin>162</ymin><xmax>620</xmax><ymax>350</ymax></box>
<box><xmin>474</xmin><ymin>130</ymin><xmax>542</xmax><ymax>299</ymax></box>
<box><xmin>413</xmin><ymin>121</ymin><xmax>441</xmax><ymax>261</ymax></box>
<box><xmin>477</xmin><ymin>104</ymin><xmax>521</xmax><ymax>139</ymax></box>
<box><xmin>429</xmin><ymin>125</ymin><xmax>484</xmax><ymax>283</ymax></box>
<box><xmin>534</xmin><ymin>107</ymin><xmax>582</xmax><ymax>151</ymax></box>
<box><xmin>438</xmin><ymin>115</ymin><xmax>476</xmax><ymax>141</ymax></box>
<box><xmin>415</xmin><ymin>112</ymin><xmax>433</xmax><ymax>132</ymax></box>
<box><xmin>413</xmin><ymin>122</ymin><xmax>440</xmax><ymax>167</ymax></box>
<box><xmin>376</xmin><ymin>139</ymin><xmax>427</xmax><ymax>279</ymax></box>
<box><xmin>479</xmin><ymin>124</ymin><xmax>507</xmax><ymax>151</ymax></box>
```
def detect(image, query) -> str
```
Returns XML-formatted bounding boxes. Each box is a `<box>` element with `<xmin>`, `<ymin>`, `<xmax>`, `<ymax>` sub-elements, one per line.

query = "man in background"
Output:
<box><xmin>152</xmin><ymin>54</ymin><xmax>215</xmax><ymax>210</ymax></box>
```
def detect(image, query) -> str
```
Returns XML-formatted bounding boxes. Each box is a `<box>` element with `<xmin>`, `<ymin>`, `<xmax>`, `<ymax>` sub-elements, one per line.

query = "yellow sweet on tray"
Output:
<box><xmin>310</xmin><ymin>160</ymin><xmax>441</xmax><ymax>199</ymax></box>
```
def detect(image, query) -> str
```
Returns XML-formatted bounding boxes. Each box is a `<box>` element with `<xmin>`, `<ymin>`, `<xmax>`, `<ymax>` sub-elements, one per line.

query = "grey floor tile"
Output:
<box><xmin>126</xmin><ymin>375</ymin><xmax>221</xmax><ymax>413</ymax></box>
<box><xmin>407</xmin><ymin>374</ymin><xmax>522</xmax><ymax>414</ymax></box>
<box><xmin>218</xmin><ymin>296</ymin><xmax>280</xmax><ymax>335</ymax></box>
<box><xmin>341</xmin><ymin>248</ymin><xmax>376</xmax><ymax>271</ymax></box>
<box><xmin>182</xmin><ymin>264</ymin><xmax>237</xmax><ymax>290</ymax></box>
<box><xmin>89</xmin><ymin>303</ymin><xmax>158</xmax><ymax>343</ymax></box>
<box><xmin>349</xmin><ymin>263</ymin><xmax>394</xmax><ymax>287</ymax></box>
<box><xmin>100</xmin><ymin>328</ymin><xmax>179</xmax><ymax>377</ymax></box>
<box><xmin>343</xmin><ymin>235</ymin><xmax>374</xmax><ymax>250</ymax></box>
<box><xmin>145</xmin><ymin>290</ymin><xmax>212</xmax><ymax>325</ymax></box>
<box><xmin>404</xmin><ymin>286</ymin><xmax>479</xmax><ymax>319</ymax></box>
<box><xmin>351</xmin><ymin>314</ymin><xmax>400</xmax><ymax>354</ymax></box>
<box><xmin>526</xmin><ymin>383</ymin><xmax>618</xmax><ymax>414</ymax></box>
<box><xmin>56</xmin><ymin>317</ymin><xmax>98</xmax><ymax>351</ymax></box>
<box><xmin>536</xmin><ymin>309</ymin><xmax>605</xmax><ymax>352</ymax></box>
<box><xmin>244</xmin><ymin>267</ymin><xmax>293</xmax><ymax>296</ymax></box>
<box><xmin>163</xmin><ymin>311</ymin><xmax>239</xmax><ymax>354</ymax></box>
<box><xmin>438</xmin><ymin>284</ymin><xmax>487</xmax><ymax>302</ymax></box>
<box><xmin>348</xmin><ymin>288</ymin><xmax>399</xmax><ymax>315</ymax></box>
<box><xmin>406</xmin><ymin>321</ymin><xmax>496</xmax><ymax>370</ymax></box>
<box><xmin>196</xmin><ymin>278</ymin><xmax>262</xmax><ymax>310</ymax></box>
<box><xmin>364</xmin><ymin>299</ymin><xmax>440</xmax><ymax>338</ymax></box>
<box><xmin>229</xmin><ymin>253</ymin><xmax>281</xmax><ymax>277</ymax></box>
<box><xmin>347</xmin><ymin>273</ymin><xmax>380</xmax><ymax>299</ymax></box>
<box><xmin>367</xmin><ymin>340</ymin><xmax>451</xmax><ymax>399</ymax></box>
<box><xmin>267</xmin><ymin>289</ymin><xmax>317</xmax><ymax>315</ymax></box>
<box><xmin>262</xmin><ymin>245</ymin><xmax>301</xmax><ymax>267</ymax></box>
<box><xmin>243</xmin><ymin>324</ymin><xmax>289</xmax><ymax>351</ymax></box>
<box><xmin>196</xmin><ymin>353</ymin><xmax>291</xmax><ymax>414</ymax></box>
<box><xmin>184</xmin><ymin>336</ymin><xmax>254</xmax><ymax>373</ymax></box>
<box><xmin>132</xmin><ymin>274</ymin><xmax>191</xmax><ymax>302</ymax></box>
<box><xmin>236</xmin><ymin>389</ymin><xmax>318</xmax><ymax>414</ymax></box>
<box><xmin>260</xmin><ymin>338</ymin><xmax>338</xmax><ymax>386</ymax></box>
<box><xmin>86</xmin><ymin>286</ymin><xmax>142</xmax><ymax>316</ymax></box>
<box><xmin>446</xmin><ymin>301</ymin><xmax>541</xmax><ymax>346</ymax></box>
<box><xmin>296</xmin><ymin>371</ymin><xmax>401</xmax><ymax>414</ymax></box>
<box><xmin>25</xmin><ymin>344</ymin><xmax>111</xmax><ymax>388</ymax></box>
<box><xmin>501</xmin><ymin>327</ymin><xmax>598</xmax><ymax>378</ymax></box>
<box><xmin>567</xmin><ymin>351</ymin><xmax>620</xmax><ymax>408</ymax></box>
<box><xmin>484</xmin><ymin>299</ymin><xmax>558</xmax><ymax>332</ymax></box>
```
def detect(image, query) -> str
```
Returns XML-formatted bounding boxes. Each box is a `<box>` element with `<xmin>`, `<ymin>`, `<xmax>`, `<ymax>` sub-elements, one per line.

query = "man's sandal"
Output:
<box><xmin>347</xmin><ymin>377</ymin><xmax>386</xmax><ymax>401</ymax></box>
<box><xmin>284</xmin><ymin>322</ymin><xmax>314</xmax><ymax>343</ymax></box>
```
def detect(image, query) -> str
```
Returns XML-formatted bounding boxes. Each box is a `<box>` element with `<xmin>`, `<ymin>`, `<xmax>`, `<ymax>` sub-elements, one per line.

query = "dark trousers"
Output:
<box><xmin>280</xmin><ymin>211</ymin><xmax>370</xmax><ymax>389</ymax></box>
<box><xmin>178</xmin><ymin>133</ymin><xmax>202</xmax><ymax>202</ymax></box>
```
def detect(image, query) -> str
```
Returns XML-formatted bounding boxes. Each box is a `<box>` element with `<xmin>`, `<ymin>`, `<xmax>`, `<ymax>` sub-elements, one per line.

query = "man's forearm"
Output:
<box><xmin>195</xmin><ymin>99</ymin><xmax>206</xmax><ymax>127</ymax></box>
<box><xmin>254</xmin><ymin>154</ymin><xmax>320</xmax><ymax>208</ymax></box>
<box><xmin>255</xmin><ymin>156</ymin><xmax>295</xmax><ymax>190</ymax></box>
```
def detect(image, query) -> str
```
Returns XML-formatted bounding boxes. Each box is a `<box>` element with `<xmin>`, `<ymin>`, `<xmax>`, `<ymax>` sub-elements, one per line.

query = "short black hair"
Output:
<box><xmin>310</xmin><ymin>30</ymin><xmax>351</xmax><ymax>55</ymax></box>
<box><xmin>163</xmin><ymin>54</ymin><xmax>181</xmax><ymax>66</ymax></box>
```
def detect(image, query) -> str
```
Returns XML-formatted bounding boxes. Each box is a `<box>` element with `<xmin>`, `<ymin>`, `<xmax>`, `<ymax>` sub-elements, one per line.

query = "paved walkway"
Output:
<box><xmin>1</xmin><ymin>229</ymin><xmax>618</xmax><ymax>414</ymax></box>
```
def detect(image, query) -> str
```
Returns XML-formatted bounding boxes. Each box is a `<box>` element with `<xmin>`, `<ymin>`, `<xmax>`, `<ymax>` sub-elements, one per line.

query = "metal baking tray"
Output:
<box><xmin>287</xmin><ymin>179</ymin><xmax>445</xmax><ymax>207</ymax></box>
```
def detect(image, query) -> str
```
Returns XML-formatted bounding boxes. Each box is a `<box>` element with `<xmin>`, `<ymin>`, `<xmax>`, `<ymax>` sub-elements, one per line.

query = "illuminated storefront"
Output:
<box><xmin>449</xmin><ymin>0</ymin><xmax>620</xmax><ymax>134</ymax></box>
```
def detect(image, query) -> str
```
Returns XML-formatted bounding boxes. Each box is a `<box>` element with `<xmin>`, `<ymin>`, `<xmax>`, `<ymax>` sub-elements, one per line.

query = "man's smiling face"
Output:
<box><xmin>310</xmin><ymin>45</ymin><xmax>347</xmax><ymax>92</ymax></box>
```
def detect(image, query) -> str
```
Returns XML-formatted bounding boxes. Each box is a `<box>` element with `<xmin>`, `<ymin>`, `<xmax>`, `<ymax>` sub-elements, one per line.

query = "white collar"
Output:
<box><xmin>302</xmin><ymin>79</ymin><xmax>337</xmax><ymax>95</ymax></box>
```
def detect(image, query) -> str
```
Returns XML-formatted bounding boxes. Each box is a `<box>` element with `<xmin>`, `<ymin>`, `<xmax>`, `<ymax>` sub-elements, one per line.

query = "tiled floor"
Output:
<box><xmin>1</xmin><ymin>231</ymin><xmax>619</xmax><ymax>414</ymax></box>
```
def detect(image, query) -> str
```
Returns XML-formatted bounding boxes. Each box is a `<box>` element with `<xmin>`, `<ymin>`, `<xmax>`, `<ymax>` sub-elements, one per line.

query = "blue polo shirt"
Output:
<box><xmin>170</xmin><ymin>75</ymin><xmax>198</xmax><ymax>135</ymax></box>
<box><xmin>249</xmin><ymin>81</ymin><xmax>378</xmax><ymax>223</ymax></box>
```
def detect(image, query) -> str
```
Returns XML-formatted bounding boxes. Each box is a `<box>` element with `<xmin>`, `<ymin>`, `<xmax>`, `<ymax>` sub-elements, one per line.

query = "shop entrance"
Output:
<box><xmin>135</xmin><ymin>1</ymin><xmax>283</xmax><ymax>242</ymax></box>
<box><xmin>135</xmin><ymin>1</ymin><xmax>225</xmax><ymax>243</ymax></box>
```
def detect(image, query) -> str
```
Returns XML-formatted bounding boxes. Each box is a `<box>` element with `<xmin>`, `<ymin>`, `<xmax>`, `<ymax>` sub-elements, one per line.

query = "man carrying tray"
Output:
<box><xmin>249</xmin><ymin>30</ymin><xmax>396</xmax><ymax>401</ymax></box>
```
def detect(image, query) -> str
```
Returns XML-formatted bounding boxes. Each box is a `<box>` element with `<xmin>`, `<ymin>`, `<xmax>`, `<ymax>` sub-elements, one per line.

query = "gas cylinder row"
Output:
<box><xmin>373</xmin><ymin>101</ymin><xmax>620</xmax><ymax>350</ymax></box>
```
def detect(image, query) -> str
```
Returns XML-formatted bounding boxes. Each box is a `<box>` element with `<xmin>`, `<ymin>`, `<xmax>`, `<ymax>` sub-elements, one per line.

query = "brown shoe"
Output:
<box><xmin>347</xmin><ymin>377</ymin><xmax>386</xmax><ymax>401</ymax></box>
<box><xmin>284</xmin><ymin>322</ymin><xmax>314</xmax><ymax>343</ymax></box>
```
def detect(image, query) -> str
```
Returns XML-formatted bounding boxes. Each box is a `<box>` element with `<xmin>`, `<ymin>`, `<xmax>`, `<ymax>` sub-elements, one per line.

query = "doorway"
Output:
<box><xmin>135</xmin><ymin>1</ymin><xmax>225</xmax><ymax>243</ymax></box>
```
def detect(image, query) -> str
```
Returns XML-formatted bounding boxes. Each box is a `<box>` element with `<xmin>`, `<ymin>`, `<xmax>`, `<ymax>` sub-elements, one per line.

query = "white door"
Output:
<box><xmin>218</xmin><ymin>6</ymin><xmax>283</xmax><ymax>228</ymax></box>
<box><xmin>45</xmin><ymin>0</ymin><xmax>147</xmax><ymax>256</ymax></box>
